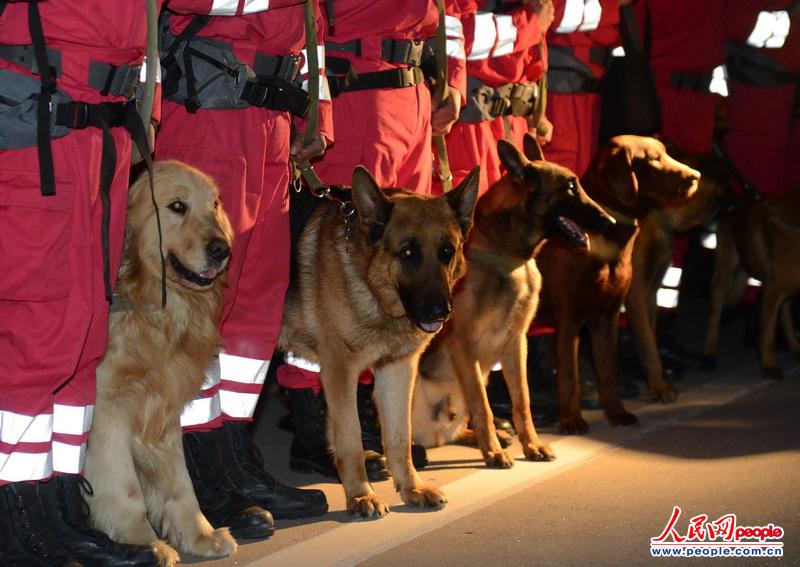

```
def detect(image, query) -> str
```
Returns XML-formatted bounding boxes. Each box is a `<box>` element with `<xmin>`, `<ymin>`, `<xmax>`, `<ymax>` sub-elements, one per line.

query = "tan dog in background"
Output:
<box><xmin>412</xmin><ymin>135</ymin><xmax>613</xmax><ymax>467</ymax></box>
<box><xmin>704</xmin><ymin>182</ymin><xmax>800</xmax><ymax>380</ymax></box>
<box><xmin>279</xmin><ymin>166</ymin><xmax>479</xmax><ymax>518</ymax></box>
<box><xmin>84</xmin><ymin>161</ymin><xmax>239</xmax><ymax>566</ymax></box>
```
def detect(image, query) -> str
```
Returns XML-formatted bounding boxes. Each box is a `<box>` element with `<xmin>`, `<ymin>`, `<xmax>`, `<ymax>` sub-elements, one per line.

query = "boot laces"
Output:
<box><xmin>228</xmin><ymin>424</ymin><xmax>277</xmax><ymax>489</ymax></box>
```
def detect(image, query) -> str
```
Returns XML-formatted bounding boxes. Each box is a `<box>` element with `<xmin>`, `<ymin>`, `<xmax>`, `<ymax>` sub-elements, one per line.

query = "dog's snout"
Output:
<box><xmin>206</xmin><ymin>238</ymin><xmax>230</xmax><ymax>262</ymax></box>
<box><xmin>426</xmin><ymin>298</ymin><xmax>452</xmax><ymax>322</ymax></box>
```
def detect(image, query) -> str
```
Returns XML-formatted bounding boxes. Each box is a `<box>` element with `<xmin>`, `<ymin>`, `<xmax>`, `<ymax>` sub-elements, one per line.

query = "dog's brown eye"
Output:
<box><xmin>168</xmin><ymin>200</ymin><xmax>188</xmax><ymax>215</ymax></box>
<box><xmin>439</xmin><ymin>244</ymin><xmax>455</xmax><ymax>264</ymax></box>
<box><xmin>566</xmin><ymin>181</ymin><xmax>577</xmax><ymax>195</ymax></box>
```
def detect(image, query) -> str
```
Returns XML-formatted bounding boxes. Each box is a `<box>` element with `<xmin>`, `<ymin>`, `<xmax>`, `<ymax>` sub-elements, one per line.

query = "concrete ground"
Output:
<box><xmin>189</xmin><ymin>300</ymin><xmax>800</xmax><ymax>567</ymax></box>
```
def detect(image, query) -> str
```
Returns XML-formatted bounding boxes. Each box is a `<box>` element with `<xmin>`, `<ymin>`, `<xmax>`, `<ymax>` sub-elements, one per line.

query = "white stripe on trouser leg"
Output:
<box><xmin>0</xmin><ymin>410</ymin><xmax>53</xmax><ymax>444</ymax></box>
<box><xmin>468</xmin><ymin>13</ymin><xmax>496</xmax><ymax>61</ymax></box>
<box><xmin>0</xmin><ymin>451</ymin><xmax>53</xmax><ymax>482</ymax></box>
<box><xmin>661</xmin><ymin>266</ymin><xmax>682</xmax><ymax>289</ymax></box>
<box><xmin>657</xmin><ymin>288</ymin><xmax>679</xmax><ymax>309</ymax></box>
<box><xmin>578</xmin><ymin>0</ymin><xmax>602</xmax><ymax>32</ymax></box>
<box><xmin>53</xmin><ymin>404</ymin><xmax>93</xmax><ymax>436</ymax></box>
<box><xmin>284</xmin><ymin>352</ymin><xmax>321</xmax><ymax>373</ymax></box>
<box><xmin>52</xmin><ymin>441</ymin><xmax>86</xmax><ymax>474</ymax></box>
<box><xmin>219</xmin><ymin>353</ymin><xmax>269</xmax><ymax>419</ymax></box>
<box><xmin>180</xmin><ymin>355</ymin><xmax>222</xmax><ymax>427</ymax></box>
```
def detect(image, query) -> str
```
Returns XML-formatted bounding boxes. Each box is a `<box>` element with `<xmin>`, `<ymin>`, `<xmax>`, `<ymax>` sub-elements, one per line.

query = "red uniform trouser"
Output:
<box><xmin>434</xmin><ymin>119</ymin><xmax>498</xmax><ymax>197</ymax></box>
<box><xmin>654</xmin><ymin>69</ymin><xmax>718</xmax><ymax>155</ymax></box>
<box><xmin>0</xmin><ymin>129</ymin><xmax>131</xmax><ymax>483</ymax></box>
<box><xmin>725</xmin><ymin>82</ymin><xmax>797</xmax><ymax>198</ymax></box>
<box><xmin>277</xmin><ymin>82</ymin><xmax>432</xmax><ymax>393</ymax></box>
<box><xmin>156</xmin><ymin>102</ymin><xmax>292</xmax><ymax>431</ymax></box>
<box><xmin>545</xmin><ymin>91</ymin><xmax>602</xmax><ymax>177</ymax></box>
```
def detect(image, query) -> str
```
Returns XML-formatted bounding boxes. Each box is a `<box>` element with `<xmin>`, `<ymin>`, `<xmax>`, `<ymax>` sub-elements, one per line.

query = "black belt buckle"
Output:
<box><xmin>64</xmin><ymin>101</ymin><xmax>90</xmax><ymax>129</ymax></box>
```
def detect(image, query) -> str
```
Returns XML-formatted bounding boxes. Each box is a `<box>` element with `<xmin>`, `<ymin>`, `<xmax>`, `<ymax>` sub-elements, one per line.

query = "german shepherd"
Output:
<box><xmin>412</xmin><ymin>135</ymin><xmax>614</xmax><ymax>467</ymax></box>
<box><xmin>278</xmin><ymin>166</ymin><xmax>479</xmax><ymax>518</ymax></box>
<box><xmin>704</xmin><ymin>181</ymin><xmax>800</xmax><ymax>380</ymax></box>
<box><xmin>85</xmin><ymin>161</ymin><xmax>240</xmax><ymax>566</ymax></box>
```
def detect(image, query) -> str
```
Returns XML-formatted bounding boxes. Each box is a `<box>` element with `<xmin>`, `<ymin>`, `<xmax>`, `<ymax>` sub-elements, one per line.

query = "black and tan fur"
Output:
<box><xmin>279</xmin><ymin>166</ymin><xmax>479</xmax><ymax>517</ymax></box>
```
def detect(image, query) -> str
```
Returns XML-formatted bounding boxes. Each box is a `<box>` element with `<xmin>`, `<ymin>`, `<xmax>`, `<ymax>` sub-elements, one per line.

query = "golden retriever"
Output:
<box><xmin>84</xmin><ymin>161</ymin><xmax>237</xmax><ymax>566</ymax></box>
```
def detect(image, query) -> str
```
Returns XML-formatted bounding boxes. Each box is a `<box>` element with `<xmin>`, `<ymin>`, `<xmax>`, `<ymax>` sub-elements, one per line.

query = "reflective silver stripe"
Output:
<box><xmin>493</xmin><ymin>14</ymin><xmax>517</xmax><ymax>57</ymax></box>
<box><xmin>468</xmin><ymin>12</ymin><xmax>497</xmax><ymax>61</ymax></box>
<box><xmin>579</xmin><ymin>0</ymin><xmax>602</xmax><ymax>32</ymax></box>
<box><xmin>661</xmin><ymin>265</ymin><xmax>682</xmax><ymax>288</ymax></box>
<box><xmin>556</xmin><ymin>0</ymin><xmax>584</xmax><ymax>33</ymax></box>
<box><xmin>219</xmin><ymin>391</ymin><xmax>260</xmax><ymax>419</ymax></box>
<box><xmin>53</xmin><ymin>404</ymin><xmax>93</xmax><ymax>436</ymax></box>
<box><xmin>446</xmin><ymin>15</ymin><xmax>466</xmax><ymax>59</ymax></box>
<box><xmin>219</xmin><ymin>353</ymin><xmax>268</xmax><ymax>385</ymax></box>
<box><xmin>242</xmin><ymin>0</ymin><xmax>270</xmax><ymax>14</ymax></box>
<box><xmin>285</xmin><ymin>351</ymin><xmax>321</xmax><ymax>373</ymax></box>
<box><xmin>201</xmin><ymin>355</ymin><xmax>222</xmax><ymax>390</ymax></box>
<box><xmin>0</xmin><ymin>410</ymin><xmax>53</xmax><ymax>444</ymax></box>
<box><xmin>612</xmin><ymin>45</ymin><xmax>626</xmax><ymax>57</ymax></box>
<box><xmin>747</xmin><ymin>277</ymin><xmax>762</xmax><ymax>287</ymax></box>
<box><xmin>0</xmin><ymin>451</ymin><xmax>52</xmax><ymax>482</ymax></box>
<box><xmin>556</xmin><ymin>0</ymin><xmax>602</xmax><ymax>33</ymax></box>
<box><xmin>747</xmin><ymin>11</ymin><xmax>790</xmax><ymax>48</ymax></box>
<box><xmin>701</xmin><ymin>231</ymin><xmax>717</xmax><ymax>249</ymax></box>
<box><xmin>301</xmin><ymin>46</ymin><xmax>331</xmax><ymax>102</ymax></box>
<box><xmin>52</xmin><ymin>441</ymin><xmax>86</xmax><ymax>474</ymax></box>
<box><xmin>210</xmin><ymin>0</ymin><xmax>238</xmax><ymax>16</ymax></box>
<box><xmin>656</xmin><ymin>288</ymin><xmax>679</xmax><ymax>309</ymax></box>
<box><xmin>491</xmin><ymin>361</ymin><xmax>502</xmax><ymax>372</ymax></box>
<box><xmin>709</xmin><ymin>65</ymin><xmax>728</xmax><ymax>97</ymax></box>
<box><xmin>139</xmin><ymin>56</ymin><xmax>162</xmax><ymax>84</ymax></box>
<box><xmin>180</xmin><ymin>394</ymin><xmax>222</xmax><ymax>427</ymax></box>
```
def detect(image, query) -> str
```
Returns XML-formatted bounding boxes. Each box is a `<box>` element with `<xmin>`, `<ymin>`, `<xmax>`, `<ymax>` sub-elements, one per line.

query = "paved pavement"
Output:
<box><xmin>188</xmin><ymin>306</ymin><xmax>800</xmax><ymax>567</ymax></box>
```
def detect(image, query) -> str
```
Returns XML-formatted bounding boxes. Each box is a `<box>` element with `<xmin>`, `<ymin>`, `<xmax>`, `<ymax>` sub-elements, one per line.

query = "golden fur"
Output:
<box><xmin>412</xmin><ymin>135</ymin><xmax>613</xmax><ymax>467</ymax></box>
<box><xmin>278</xmin><ymin>166</ymin><xmax>479</xmax><ymax>518</ymax></box>
<box><xmin>84</xmin><ymin>161</ymin><xmax>237</xmax><ymax>566</ymax></box>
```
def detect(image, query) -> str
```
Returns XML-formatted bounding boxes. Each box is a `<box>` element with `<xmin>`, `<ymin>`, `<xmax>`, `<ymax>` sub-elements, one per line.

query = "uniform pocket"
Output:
<box><xmin>0</xmin><ymin>169</ymin><xmax>74</xmax><ymax>301</ymax></box>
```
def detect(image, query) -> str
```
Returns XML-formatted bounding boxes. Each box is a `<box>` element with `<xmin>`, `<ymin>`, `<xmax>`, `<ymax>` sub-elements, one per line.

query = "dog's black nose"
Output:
<box><xmin>206</xmin><ymin>238</ymin><xmax>230</xmax><ymax>262</ymax></box>
<box><xmin>425</xmin><ymin>299</ymin><xmax>451</xmax><ymax>322</ymax></box>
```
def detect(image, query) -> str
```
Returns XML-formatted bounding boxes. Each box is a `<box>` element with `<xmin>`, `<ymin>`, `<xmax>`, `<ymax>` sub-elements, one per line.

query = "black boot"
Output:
<box><xmin>286</xmin><ymin>387</ymin><xmax>388</xmax><ymax>482</ymax></box>
<box><xmin>182</xmin><ymin>431</ymin><xmax>275</xmax><ymax>541</ymax></box>
<box><xmin>358</xmin><ymin>382</ymin><xmax>428</xmax><ymax>469</ymax></box>
<box><xmin>36</xmin><ymin>475</ymin><xmax>159</xmax><ymax>567</ymax></box>
<box><xmin>216</xmin><ymin>421</ymin><xmax>328</xmax><ymax>520</ymax></box>
<box><xmin>0</xmin><ymin>481</ymin><xmax>83</xmax><ymax>567</ymax></box>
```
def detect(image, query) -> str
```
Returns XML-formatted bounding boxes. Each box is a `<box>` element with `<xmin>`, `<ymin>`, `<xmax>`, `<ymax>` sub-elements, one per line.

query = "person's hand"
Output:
<box><xmin>431</xmin><ymin>91</ymin><xmax>462</xmax><ymax>136</ymax></box>
<box><xmin>291</xmin><ymin>131</ymin><xmax>327</xmax><ymax>162</ymax></box>
<box><xmin>532</xmin><ymin>0</ymin><xmax>555</xmax><ymax>35</ymax></box>
<box><xmin>530</xmin><ymin>114</ymin><xmax>553</xmax><ymax>146</ymax></box>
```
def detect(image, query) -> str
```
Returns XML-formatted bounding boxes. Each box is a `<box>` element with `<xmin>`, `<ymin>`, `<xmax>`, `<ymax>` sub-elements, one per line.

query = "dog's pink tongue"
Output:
<box><xmin>200</xmin><ymin>268</ymin><xmax>219</xmax><ymax>279</ymax></box>
<box><xmin>420</xmin><ymin>321</ymin><xmax>443</xmax><ymax>333</ymax></box>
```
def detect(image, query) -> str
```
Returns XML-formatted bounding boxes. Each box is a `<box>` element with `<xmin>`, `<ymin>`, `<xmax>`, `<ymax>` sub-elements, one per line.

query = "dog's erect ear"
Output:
<box><xmin>444</xmin><ymin>166</ymin><xmax>480</xmax><ymax>236</ymax></box>
<box><xmin>522</xmin><ymin>133</ymin><xmax>545</xmax><ymax>162</ymax></box>
<box><xmin>602</xmin><ymin>146</ymin><xmax>638</xmax><ymax>207</ymax></box>
<box><xmin>351</xmin><ymin>165</ymin><xmax>393</xmax><ymax>241</ymax></box>
<box><xmin>498</xmin><ymin>139</ymin><xmax>527</xmax><ymax>181</ymax></box>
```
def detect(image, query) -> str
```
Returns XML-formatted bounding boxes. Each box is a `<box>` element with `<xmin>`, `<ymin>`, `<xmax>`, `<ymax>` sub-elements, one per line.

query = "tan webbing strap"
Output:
<box><xmin>530</xmin><ymin>40</ymin><xmax>548</xmax><ymax>128</ymax></box>
<box><xmin>131</xmin><ymin>0</ymin><xmax>158</xmax><ymax>165</ymax></box>
<box><xmin>295</xmin><ymin>0</ymin><xmax>326</xmax><ymax>191</ymax></box>
<box><xmin>432</xmin><ymin>0</ymin><xmax>453</xmax><ymax>192</ymax></box>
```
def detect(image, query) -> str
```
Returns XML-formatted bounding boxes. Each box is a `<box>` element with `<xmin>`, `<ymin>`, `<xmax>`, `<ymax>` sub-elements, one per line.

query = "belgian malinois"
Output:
<box><xmin>279</xmin><ymin>165</ymin><xmax>479</xmax><ymax>518</ymax></box>
<box><xmin>412</xmin><ymin>135</ymin><xmax>614</xmax><ymax>467</ymax></box>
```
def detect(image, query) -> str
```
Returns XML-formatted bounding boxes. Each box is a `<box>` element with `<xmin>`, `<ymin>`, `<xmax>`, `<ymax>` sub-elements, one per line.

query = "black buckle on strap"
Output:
<box><xmin>59</xmin><ymin>101</ymin><xmax>91</xmax><ymax>129</ymax></box>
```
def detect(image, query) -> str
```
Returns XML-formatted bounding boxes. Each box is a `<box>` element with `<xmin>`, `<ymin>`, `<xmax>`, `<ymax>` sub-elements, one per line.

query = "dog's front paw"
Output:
<box><xmin>151</xmin><ymin>540</ymin><xmax>181</xmax><ymax>567</ymax></box>
<box><xmin>348</xmin><ymin>494</ymin><xmax>390</xmax><ymax>518</ymax></box>
<box><xmin>558</xmin><ymin>416</ymin><xmax>589</xmax><ymax>435</ymax></box>
<box><xmin>484</xmin><ymin>450</ymin><xmax>514</xmax><ymax>469</ymax></box>
<box><xmin>607</xmin><ymin>411</ymin><xmax>639</xmax><ymax>427</ymax></box>
<box><xmin>523</xmin><ymin>442</ymin><xmax>556</xmax><ymax>462</ymax></box>
<box><xmin>649</xmin><ymin>382</ymin><xmax>678</xmax><ymax>403</ymax></box>
<box><xmin>189</xmin><ymin>527</ymin><xmax>238</xmax><ymax>559</ymax></box>
<box><xmin>401</xmin><ymin>485</ymin><xmax>447</xmax><ymax>509</ymax></box>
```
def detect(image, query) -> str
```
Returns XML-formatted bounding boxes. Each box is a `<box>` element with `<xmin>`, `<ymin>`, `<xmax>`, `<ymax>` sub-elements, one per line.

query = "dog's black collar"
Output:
<box><xmin>168</xmin><ymin>254</ymin><xmax>215</xmax><ymax>287</ymax></box>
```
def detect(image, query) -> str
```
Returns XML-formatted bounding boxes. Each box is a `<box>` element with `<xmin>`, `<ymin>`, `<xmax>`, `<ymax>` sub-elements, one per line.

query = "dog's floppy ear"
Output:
<box><xmin>522</xmin><ymin>132</ymin><xmax>545</xmax><ymax>162</ymax></box>
<box><xmin>444</xmin><ymin>166</ymin><xmax>480</xmax><ymax>237</ymax></box>
<box><xmin>498</xmin><ymin>139</ymin><xmax>527</xmax><ymax>181</ymax></box>
<box><xmin>602</xmin><ymin>146</ymin><xmax>638</xmax><ymax>207</ymax></box>
<box><xmin>351</xmin><ymin>165</ymin><xmax>393</xmax><ymax>241</ymax></box>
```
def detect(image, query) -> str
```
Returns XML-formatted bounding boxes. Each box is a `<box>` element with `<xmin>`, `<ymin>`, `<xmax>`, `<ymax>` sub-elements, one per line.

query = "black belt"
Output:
<box><xmin>670</xmin><ymin>71</ymin><xmax>713</xmax><ymax>92</ymax></box>
<box><xmin>326</xmin><ymin>38</ymin><xmax>428</xmax><ymax>67</ymax></box>
<box><xmin>327</xmin><ymin>65</ymin><xmax>425</xmax><ymax>97</ymax></box>
<box><xmin>240</xmin><ymin>75</ymin><xmax>311</xmax><ymax>117</ymax></box>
